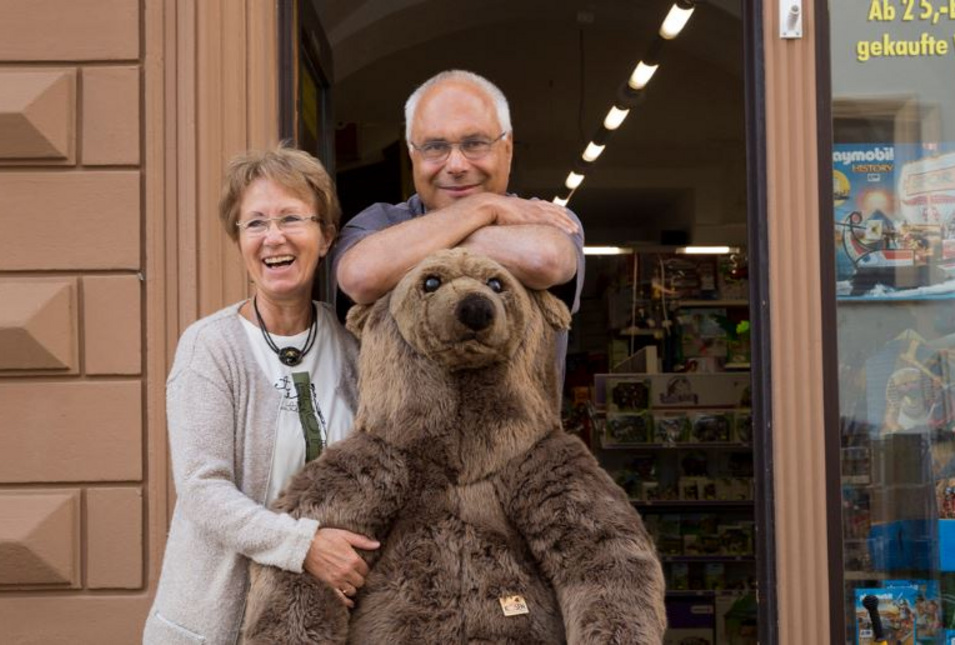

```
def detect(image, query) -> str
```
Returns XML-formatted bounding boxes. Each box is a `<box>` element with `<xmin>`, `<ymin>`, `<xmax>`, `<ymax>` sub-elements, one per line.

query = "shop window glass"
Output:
<box><xmin>830</xmin><ymin>2</ymin><xmax>955</xmax><ymax>643</ymax></box>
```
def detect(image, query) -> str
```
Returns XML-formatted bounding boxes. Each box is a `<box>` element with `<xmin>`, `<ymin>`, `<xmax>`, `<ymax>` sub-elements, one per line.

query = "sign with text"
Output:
<box><xmin>857</xmin><ymin>0</ymin><xmax>955</xmax><ymax>61</ymax></box>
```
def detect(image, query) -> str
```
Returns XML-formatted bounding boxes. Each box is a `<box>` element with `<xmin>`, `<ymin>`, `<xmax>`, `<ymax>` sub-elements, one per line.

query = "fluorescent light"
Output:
<box><xmin>565</xmin><ymin>172</ymin><xmax>585</xmax><ymax>190</ymax></box>
<box><xmin>553</xmin><ymin>196</ymin><xmax>569</xmax><ymax>207</ymax></box>
<box><xmin>628</xmin><ymin>61</ymin><xmax>658</xmax><ymax>90</ymax></box>
<box><xmin>582</xmin><ymin>142</ymin><xmax>605</xmax><ymax>162</ymax></box>
<box><xmin>584</xmin><ymin>246</ymin><xmax>634</xmax><ymax>255</ymax></box>
<box><xmin>677</xmin><ymin>246</ymin><xmax>739</xmax><ymax>255</ymax></box>
<box><xmin>660</xmin><ymin>3</ymin><xmax>695</xmax><ymax>39</ymax></box>
<box><xmin>603</xmin><ymin>106</ymin><xmax>630</xmax><ymax>130</ymax></box>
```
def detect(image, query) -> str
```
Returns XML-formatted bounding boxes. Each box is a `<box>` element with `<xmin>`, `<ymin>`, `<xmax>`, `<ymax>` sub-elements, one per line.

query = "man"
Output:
<box><xmin>331</xmin><ymin>69</ymin><xmax>585</xmax><ymax>369</ymax></box>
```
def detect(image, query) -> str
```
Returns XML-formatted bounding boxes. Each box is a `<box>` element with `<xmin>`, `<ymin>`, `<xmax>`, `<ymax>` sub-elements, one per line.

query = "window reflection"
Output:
<box><xmin>831</xmin><ymin>2</ymin><xmax>955</xmax><ymax>643</ymax></box>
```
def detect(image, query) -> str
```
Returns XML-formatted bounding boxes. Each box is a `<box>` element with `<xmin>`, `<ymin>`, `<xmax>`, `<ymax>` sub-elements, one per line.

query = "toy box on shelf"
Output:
<box><xmin>597</xmin><ymin>372</ymin><xmax>751</xmax><ymax>449</ymax></box>
<box><xmin>852</xmin><ymin>582</ymin><xmax>928</xmax><ymax>645</ymax></box>
<box><xmin>644</xmin><ymin>512</ymin><xmax>756</xmax><ymax>559</ymax></box>
<box><xmin>664</xmin><ymin>597</ymin><xmax>715</xmax><ymax>645</ymax></box>
<box><xmin>607</xmin><ymin>445</ymin><xmax>754</xmax><ymax>505</ymax></box>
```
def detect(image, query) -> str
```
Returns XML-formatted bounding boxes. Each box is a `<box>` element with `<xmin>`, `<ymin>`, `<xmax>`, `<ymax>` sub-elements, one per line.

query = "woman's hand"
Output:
<box><xmin>304</xmin><ymin>528</ymin><xmax>380</xmax><ymax>608</ymax></box>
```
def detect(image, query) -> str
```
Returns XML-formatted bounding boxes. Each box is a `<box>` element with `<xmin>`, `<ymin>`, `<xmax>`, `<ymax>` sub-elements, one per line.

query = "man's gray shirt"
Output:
<box><xmin>328</xmin><ymin>194</ymin><xmax>586</xmax><ymax>379</ymax></box>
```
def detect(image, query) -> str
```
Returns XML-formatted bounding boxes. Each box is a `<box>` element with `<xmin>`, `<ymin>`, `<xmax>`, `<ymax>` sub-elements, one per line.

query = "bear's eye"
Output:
<box><xmin>423</xmin><ymin>275</ymin><xmax>442</xmax><ymax>293</ymax></box>
<box><xmin>487</xmin><ymin>278</ymin><xmax>504</xmax><ymax>293</ymax></box>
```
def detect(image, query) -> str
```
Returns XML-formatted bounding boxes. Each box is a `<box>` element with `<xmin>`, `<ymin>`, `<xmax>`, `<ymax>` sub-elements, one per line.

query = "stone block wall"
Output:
<box><xmin>0</xmin><ymin>0</ymin><xmax>281</xmax><ymax>640</ymax></box>
<box><xmin>0</xmin><ymin>0</ymin><xmax>148</xmax><ymax>641</ymax></box>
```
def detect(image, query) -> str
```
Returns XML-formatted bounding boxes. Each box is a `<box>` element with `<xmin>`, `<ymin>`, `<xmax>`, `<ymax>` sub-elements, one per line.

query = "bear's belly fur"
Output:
<box><xmin>348</xmin><ymin>479</ymin><xmax>565</xmax><ymax>645</ymax></box>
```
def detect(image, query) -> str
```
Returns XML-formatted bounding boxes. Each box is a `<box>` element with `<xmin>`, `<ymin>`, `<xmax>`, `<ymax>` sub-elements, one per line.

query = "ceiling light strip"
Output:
<box><xmin>552</xmin><ymin>1</ymin><xmax>697</xmax><ymax>209</ymax></box>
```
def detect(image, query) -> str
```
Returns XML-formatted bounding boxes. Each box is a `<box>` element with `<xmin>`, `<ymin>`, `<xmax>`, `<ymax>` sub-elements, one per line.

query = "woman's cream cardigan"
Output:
<box><xmin>143</xmin><ymin>302</ymin><xmax>358</xmax><ymax>645</ymax></box>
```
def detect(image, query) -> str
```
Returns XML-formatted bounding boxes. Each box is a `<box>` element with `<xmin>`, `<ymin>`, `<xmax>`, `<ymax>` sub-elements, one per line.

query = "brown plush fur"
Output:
<box><xmin>243</xmin><ymin>249</ymin><xmax>666</xmax><ymax>644</ymax></box>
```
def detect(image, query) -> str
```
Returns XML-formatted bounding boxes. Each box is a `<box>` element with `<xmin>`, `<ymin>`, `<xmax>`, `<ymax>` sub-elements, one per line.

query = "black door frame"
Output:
<box><xmin>812</xmin><ymin>1</ymin><xmax>847</xmax><ymax>643</ymax></box>
<box><xmin>278</xmin><ymin>0</ymin><xmax>337</xmax><ymax>301</ymax></box>
<box><xmin>742</xmin><ymin>2</ymin><xmax>780</xmax><ymax>642</ymax></box>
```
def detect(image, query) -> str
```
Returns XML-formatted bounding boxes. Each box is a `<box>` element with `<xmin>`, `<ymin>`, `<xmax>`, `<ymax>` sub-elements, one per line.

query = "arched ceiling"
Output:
<box><xmin>313</xmin><ymin>0</ymin><xmax>747</xmax><ymax>246</ymax></box>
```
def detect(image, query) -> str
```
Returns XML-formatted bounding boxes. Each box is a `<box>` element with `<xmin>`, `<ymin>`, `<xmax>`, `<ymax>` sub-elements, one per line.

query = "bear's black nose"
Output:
<box><xmin>456</xmin><ymin>293</ymin><xmax>495</xmax><ymax>331</ymax></box>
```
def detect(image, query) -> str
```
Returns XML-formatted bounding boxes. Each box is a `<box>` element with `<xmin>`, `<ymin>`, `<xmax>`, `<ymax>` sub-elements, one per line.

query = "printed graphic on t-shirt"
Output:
<box><xmin>274</xmin><ymin>374</ymin><xmax>328</xmax><ymax>439</ymax></box>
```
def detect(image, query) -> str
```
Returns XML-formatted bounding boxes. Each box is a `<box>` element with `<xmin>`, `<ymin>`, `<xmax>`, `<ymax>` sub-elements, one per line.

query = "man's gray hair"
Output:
<box><xmin>404</xmin><ymin>70</ymin><xmax>512</xmax><ymax>145</ymax></box>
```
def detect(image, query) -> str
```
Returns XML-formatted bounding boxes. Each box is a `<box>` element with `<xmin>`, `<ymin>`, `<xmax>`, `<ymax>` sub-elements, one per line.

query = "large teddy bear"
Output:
<box><xmin>243</xmin><ymin>249</ymin><xmax>666</xmax><ymax>644</ymax></box>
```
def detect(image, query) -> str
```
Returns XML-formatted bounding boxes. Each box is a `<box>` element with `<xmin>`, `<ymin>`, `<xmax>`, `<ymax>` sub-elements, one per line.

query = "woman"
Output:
<box><xmin>143</xmin><ymin>147</ymin><xmax>377</xmax><ymax>645</ymax></box>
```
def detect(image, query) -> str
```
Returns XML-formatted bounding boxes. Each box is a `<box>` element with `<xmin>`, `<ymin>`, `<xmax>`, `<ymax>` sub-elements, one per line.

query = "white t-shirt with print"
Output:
<box><xmin>240</xmin><ymin>303</ymin><xmax>354</xmax><ymax>505</ymax></box>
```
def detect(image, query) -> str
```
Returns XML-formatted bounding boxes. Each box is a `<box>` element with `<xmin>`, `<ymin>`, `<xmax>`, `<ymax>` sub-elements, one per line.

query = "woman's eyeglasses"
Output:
<box><xmin>236</xmin><ymin>214</ymin><xmax>319</xmax><ymax>236</ymax></box>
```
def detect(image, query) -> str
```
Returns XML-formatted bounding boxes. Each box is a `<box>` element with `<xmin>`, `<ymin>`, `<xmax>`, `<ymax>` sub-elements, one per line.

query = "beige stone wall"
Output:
<box><xmin>0</xmin><ymin>0</ymin><xmax>279</xmax><ymax>641</ymax></box>
<box><xmin>0</xmin><ymin>0</ymin><xmax>146</xmax><ymax>632</ymax></box>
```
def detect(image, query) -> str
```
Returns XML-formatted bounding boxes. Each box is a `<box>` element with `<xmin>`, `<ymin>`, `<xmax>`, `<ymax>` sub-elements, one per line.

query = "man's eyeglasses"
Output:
<box><xmin>410</xmin><ymin>132</ymin><xmax>508</xmax><ymax>163</ymax></box>
<box><xmin>236</xmin><ymin>214</ymin><xmax>320</xmax><ymax>236</ymax></box>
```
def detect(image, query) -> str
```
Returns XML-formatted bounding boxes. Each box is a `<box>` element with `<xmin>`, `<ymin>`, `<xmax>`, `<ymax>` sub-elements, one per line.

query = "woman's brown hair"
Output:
<box><xmin>219</xmin><ymin>145</ymin><xmax>341</xmax><ymax>242</ymax></box>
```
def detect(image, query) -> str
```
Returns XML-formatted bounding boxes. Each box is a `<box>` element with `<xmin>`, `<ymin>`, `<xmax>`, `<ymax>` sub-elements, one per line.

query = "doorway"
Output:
<box><xmin>303</xmin><ymin>1</ymin><xmax>765</xmax><ymax>642</ymax></box>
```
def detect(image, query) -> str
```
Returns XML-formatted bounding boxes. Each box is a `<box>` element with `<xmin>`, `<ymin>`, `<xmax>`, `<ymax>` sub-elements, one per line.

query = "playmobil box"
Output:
<box><xmin>855</xmin><ymin>580</ymin><xmax>943</xmax><ymax>644</ymax></box>
<box><xmin>650</xmin><ymin>373</ymin><xmax>751</xmax><ymax>409</ymax></box>
<box><xmin>887</xmin><ymin>579</ymin><xmax>942</xmax><ymax>643</ymax></box>
<box><xmin>653</xmin><ymin>410</ymin><xmax>691</xmax><ymax>444</ymax></box>
<box><xmin>833</xmin><ymin>143</ymin><xmax>902</xmax><ymax>290</ymax></box>
<box><xmin>864</xmin><ymin>332</ymin><xmax>951</xmax><ymax>437</ymax></box>
<box><xmin>688</xmin><ymin>411</ymin><xmax>735</xmax><ymax>443</ymax></box>
<box><xmin>605</xmin><ymin>376</ymin><xmax>652</xmax><ymax>413</ymax></box>
<box><xmin>833</xmin><ymin>143</ymin><xmax>955</xmax><ymax>297</ymax></box>
<box><xmin>886</xmin><ymin>579</ymin><xmax>943</xmax><ymax>643</ymax></box>
<box><xmin>602</xmin><ymin>412</ymin><xmax>653</xmax><ymax>445</ymax></box>
<box><xmin>854</xmin><ymin>585</ymin><xmax>918</xmax><ymax>645</ymax></box>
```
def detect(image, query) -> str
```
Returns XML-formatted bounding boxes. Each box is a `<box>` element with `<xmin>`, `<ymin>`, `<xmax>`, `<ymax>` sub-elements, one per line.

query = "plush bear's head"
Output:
<box><xmin>345</xmin><ymin>249</ymin><xmax>571</xmax><ymax>479</ymax></box>
<box><xmin>355</xmin><ymin>249</ymin><xmax>567</xmax><ymax>371</ymax></box>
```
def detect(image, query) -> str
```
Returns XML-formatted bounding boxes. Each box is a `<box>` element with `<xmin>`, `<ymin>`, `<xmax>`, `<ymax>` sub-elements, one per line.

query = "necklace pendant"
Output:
<box><xmin>279</xmin><ymin>346</ymin><xmax>303</xmax><ymax>366</ymax></box>
<box><xmin>252</xmin><ymin>297</ymin><xmax>317</xmax><ymax>367</ymax></box>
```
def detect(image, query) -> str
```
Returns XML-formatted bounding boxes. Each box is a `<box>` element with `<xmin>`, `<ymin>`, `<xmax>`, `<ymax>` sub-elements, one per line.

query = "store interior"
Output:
<box><xmin>317</xmin><ymin>1</ymin><xmax>754</xmax><ymax>642</ymax></box>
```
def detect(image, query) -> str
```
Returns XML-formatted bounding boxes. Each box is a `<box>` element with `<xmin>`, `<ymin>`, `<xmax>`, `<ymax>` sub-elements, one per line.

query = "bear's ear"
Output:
<box><xmin>533</xmin><ymin>290</ymin><xmax>571</xmax><ymax>331</ymax></box>
<box><xmin>345</xmin><ymin>304</ymin><xmax>373</xmax><ymax>339</ymax></box>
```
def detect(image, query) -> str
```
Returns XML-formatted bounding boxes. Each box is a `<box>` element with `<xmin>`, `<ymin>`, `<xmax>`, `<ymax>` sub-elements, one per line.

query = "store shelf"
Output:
<box><xmin>666</xmin><ymin>590</ymin><xmax>756</xmax><ymax>598</ymax></box>
<box><xmin>604</xmin><ymin>442</ymin><xmax>753</xmax><ymax>451</ymax></box>
<box><xmin>678</xmin><ymin>299</ymin><xmax>750</xmax><ymax>307</ymax></box>
<box><xmin>723</xmin><ymin>362</ymin><xmax>751</xmax><ymax>370</ymax></box>
<box><xmin>667</xmin><ymin>590</ymin><xmax>717</xmax><ymax>598</ymax></box>
<box><xmin>662</xmin><ymin>555</ymin><xmax>756</xmax><ymax>563</ymax></box>
<box><xmin>843</xmin><ymin>570</ymin><xmax>893</xmax><ymax>581</ymax></box>
<box><xmin>632</xmin><ymin>500</ymin><xmax>754</xmax><ymax>509</ymax></box>
<box><xmin>841</xmin><ymin>475</ymin><xmax>871</xmax><ymax>485</ymax></box>
<box><xmin>619</xmin><ymin>326</ymin><xmax>665</xmax><ymax>337</ymax></box>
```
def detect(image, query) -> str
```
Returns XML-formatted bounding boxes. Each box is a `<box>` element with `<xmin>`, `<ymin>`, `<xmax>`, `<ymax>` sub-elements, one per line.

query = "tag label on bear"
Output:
<box><xmin>499</xmin><ymin>595</ymin><xmax>529</xmax><ymax>616</ymax></box>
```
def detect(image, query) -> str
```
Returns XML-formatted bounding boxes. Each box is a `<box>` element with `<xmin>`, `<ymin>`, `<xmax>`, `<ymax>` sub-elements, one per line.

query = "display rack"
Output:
<box><xmin>567</xmin><ymin>248</ymin><xmax>756</xmax><ymax>643</ymax></box>
<box><xmin>591</xmin><ymin>371</ymin><xmax>757</xmax><ymax>644</ymax></box>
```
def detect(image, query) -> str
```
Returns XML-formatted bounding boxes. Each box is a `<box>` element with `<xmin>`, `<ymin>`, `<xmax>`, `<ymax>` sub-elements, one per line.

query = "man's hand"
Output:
<box><xmin>476</xmin><ymin>194</ymin><xmax>579</xmax><ymax>236</ymax></box>
<box><xmin>304</xmin><ymin>528</ymin><xmax>380</xmax><ymax>608</ymax></box>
